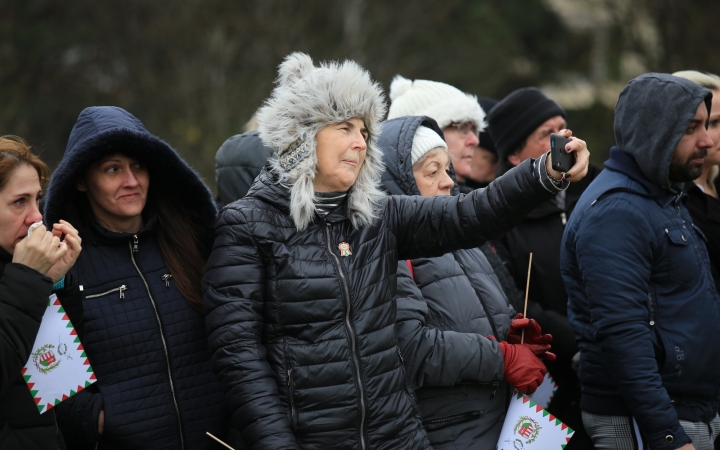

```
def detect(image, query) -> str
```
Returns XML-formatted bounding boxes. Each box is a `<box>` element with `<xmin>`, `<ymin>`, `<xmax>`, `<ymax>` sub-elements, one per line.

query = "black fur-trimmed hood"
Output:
<box><xmin>43</xmin><ymin>106</ymin><xmax>216</xmax><ymax>233</ymax></box>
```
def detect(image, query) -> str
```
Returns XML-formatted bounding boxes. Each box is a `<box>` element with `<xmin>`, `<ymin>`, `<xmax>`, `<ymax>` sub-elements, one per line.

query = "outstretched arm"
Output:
<box><xmin>387</xmin><ymin>154</ymin><xmax>559</xmax><ymax>260</ymax></box>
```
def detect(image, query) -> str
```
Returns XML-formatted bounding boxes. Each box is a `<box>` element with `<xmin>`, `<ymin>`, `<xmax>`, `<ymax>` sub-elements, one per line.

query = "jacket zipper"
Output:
<box><xmin>287</xmin><ymin>366</ymin><xmax>298</xmax><ymax>432</ymax></box>
<box><xmin>85</xmin><ymin>285</ymin><xmax>127</xmax><ymax>299</ymax></box>
<box><xmin>453</xmin><ymin>255</ymin><xmax>500</xmax><ymax>338</ymax></box>
<box><xmin>323</xmin><ymin>223</ymin><xmax>367</xmax><ymax>450</ymax></box>
<box><xmin>161</xmin><ymin>273</ymin><xmax>173</xmax><ymax>287</ymax></box>
<box><xmin>560</xmin><ymin>211</ymin><xmax>567</xmax><ymax>226</ymax></box>
<box><xmin>128</xmin><ymin>239</ymin><xmax>185</xmax><ymax>450</ymax></box>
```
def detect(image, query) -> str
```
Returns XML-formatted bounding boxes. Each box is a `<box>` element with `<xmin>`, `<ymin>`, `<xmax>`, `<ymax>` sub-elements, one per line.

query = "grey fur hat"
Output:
<box><xmin>256</xmin><ymin>52</ymin><xmax>387</xmax><ymax>231</ymax></box>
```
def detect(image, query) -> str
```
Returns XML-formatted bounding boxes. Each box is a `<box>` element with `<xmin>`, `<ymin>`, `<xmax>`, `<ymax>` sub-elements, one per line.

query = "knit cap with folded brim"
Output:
<box><xmin>387</xmin><ymin>76</ymin><xmax>486</xmax><ymax>132</ymax></box>
<box><xmin>487</xmin><ymin>87</ymin><xmax>566</xmax><ymax>160</ymax></box>
<box><xmin>412</xmin><ymin>126</ymin><xmax>448</xmax><ymax>165</ymax></box>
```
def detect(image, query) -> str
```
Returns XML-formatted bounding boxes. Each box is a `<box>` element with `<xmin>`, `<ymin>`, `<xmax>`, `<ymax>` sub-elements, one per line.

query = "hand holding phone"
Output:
<box><xmin>550</xmin><ymin>133</ymin><xmax>575</xmax><ymax>173</ymax></box>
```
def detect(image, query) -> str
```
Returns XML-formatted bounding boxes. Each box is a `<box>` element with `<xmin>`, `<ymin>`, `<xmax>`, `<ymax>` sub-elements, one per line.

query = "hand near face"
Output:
<box><xmin>545</xmin><ymin>129</ymin><xmax>590</xmax><ymax>181</ymax></box>
<box><xmin>12</xmin><ymin>224</ymin><xmax>67</xmax><ymax>277</ymax></box>
<box><xmin>45</xmin><ymin>220</ymin><xmax>82</xmax><ymax>283</ymax></box>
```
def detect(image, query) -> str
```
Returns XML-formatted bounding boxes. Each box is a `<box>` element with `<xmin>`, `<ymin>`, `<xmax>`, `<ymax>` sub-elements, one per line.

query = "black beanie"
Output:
<box><xmin>487</xmin><ymin>87</ymin><xmax>566</xmax><ymax>160</ymax></box>
<box><xmin>478</xmin><ymin>97</ymin><xmax>498</xmax><ymax>154</ymax></box>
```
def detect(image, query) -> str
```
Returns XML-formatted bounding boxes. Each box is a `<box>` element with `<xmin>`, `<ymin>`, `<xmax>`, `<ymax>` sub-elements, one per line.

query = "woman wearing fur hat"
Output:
<box><xmin>378</xmin><ymin>116</ymin><xmax>555</xmax><ymax>449</ymax></box>
<box><xmin>44</xmin><ymin>106</ymin><xmax>230</xmax><ymax>449</ymax></box>
<box><xmin>203</xmin><ymin>52</ymin><xmax>590</xmax><ymax>450</ymax></box>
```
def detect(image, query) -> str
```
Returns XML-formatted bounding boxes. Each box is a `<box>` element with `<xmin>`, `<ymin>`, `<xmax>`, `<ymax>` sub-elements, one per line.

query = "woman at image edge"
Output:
<box><xmin>203</xmin><ymin>52</ymin><xmax>590</xmax><ymax>449</ymax></box>
<box><xmin>0</xmin><ymin>136</ymin><xmax>82</xmax><ymax>450</ymax></box>
<box><xmin>44</xmin><ymin>107</ymin><xmax>229</xmax><ymax>449</ymax></box>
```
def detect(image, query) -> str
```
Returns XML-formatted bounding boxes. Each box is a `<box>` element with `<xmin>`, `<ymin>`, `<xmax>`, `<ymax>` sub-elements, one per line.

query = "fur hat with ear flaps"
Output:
<box><xmin>256</xmin><ymin>52</ymin><xmax>387</xmax><ymax>231</ymax></box>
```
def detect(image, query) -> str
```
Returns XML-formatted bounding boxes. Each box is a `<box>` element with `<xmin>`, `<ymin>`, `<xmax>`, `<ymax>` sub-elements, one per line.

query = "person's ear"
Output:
<box><xmin>507</xmin><ymin>153</ymin><xmax>522</xmax><ymax>167</ymax></box>
<box><xmin>76</xmin><ymin>179</ymin><xmax>87</xmax><ymax>192</ymax></box>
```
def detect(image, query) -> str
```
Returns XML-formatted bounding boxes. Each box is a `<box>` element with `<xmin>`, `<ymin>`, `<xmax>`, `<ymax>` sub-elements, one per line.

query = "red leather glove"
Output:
<box><xmin>508</xmin><ymin>313</ymin><xmax>556</xmax><ymax>361</ymax></box>
<box><xmin>498</xmin><ymin>341</ymin><xmax>546</xmax><ymax>394</ymax></box>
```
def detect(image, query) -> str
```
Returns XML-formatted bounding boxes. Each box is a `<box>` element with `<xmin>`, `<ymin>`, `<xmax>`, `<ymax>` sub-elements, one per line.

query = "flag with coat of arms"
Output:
<box><xmin>496</xmin><ymin>390</ymin><xmax>574</xmax><ymax>449</ymax></box>
<box><xmin>22</xmin><ymin>294</ymin><xmax>96</xmax><ymax>414</ymax></box>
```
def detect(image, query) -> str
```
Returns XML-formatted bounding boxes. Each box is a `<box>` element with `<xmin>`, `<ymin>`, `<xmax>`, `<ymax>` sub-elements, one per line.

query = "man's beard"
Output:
<box><xmin>668</xmin><ymin>148</ymin><xmax>707</xmax><ymax>182</ymax></box>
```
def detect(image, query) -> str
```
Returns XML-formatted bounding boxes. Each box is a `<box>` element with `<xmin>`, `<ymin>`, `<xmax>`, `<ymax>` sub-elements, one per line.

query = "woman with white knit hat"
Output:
<box><xmin>387</xmin><ymin>76</ymin><xmax>485</xmax><ymax>184</ymax></box>
<box><xmin>378</xmin><ymin>115</ymin><xmax>556</xmax><ymax>449</ymax></box>
<box><xmin>203</xmin><ymin>52</ymin><xmax>590</xmax><ymax>450</ymax></box>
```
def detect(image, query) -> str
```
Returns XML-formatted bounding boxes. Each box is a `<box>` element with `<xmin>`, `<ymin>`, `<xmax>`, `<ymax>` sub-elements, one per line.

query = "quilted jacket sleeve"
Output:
<box><xmin>394</xmin><ymin>261</ymin><xmax>504</xmax><ymax>389</ymax></box>
<box><xmin>386</xmin><ymin>157</ymin><xmax>559</xmax><ymax>260</ymax></box>
<box><xmin>0</xmin><ymin>263</ymin><xmax>52</xmax><ymax>398</ymax></box>
<box><xmin>203</xmin><ymin>207</ymin><xmax>300</xmax><ymax>450</ymax></box>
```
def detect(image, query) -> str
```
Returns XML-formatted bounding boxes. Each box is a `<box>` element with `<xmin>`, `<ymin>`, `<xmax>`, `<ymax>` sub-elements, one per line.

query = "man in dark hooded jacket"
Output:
<box><xmin>562</xmin><ymin>73</ymin><xmax>720</xmax><ymax>450</ymax></box>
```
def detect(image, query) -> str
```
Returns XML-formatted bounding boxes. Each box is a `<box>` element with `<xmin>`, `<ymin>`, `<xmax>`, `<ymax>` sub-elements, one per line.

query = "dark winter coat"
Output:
<box><xmin>562</xmin><ymin>73</ymin><xmax>720</xmax><ymax>450</ymax></box>
<box><xmin>44</xmin><ymin>106</ymin><xmax>229</xmax><ymax>450</ymax></box>
<box><xmin>0</xmin><ymin>246</ymin><xmax>84</xmax><ymax>450</ymax></box>
<box><xmin>0</xmin><ymin>248</ymin><xmax>57</xmax><ymax>450</ymax></box>
<box><xmin>378</xmin><ymin>116</ymin><xmax>514</xmax><ymax>449</ymax></box>
<box><xmin>203</xmin><ymin>148</ymin><xmax>562</xmax><ymax>449</ymax></box>
<box><xmin>215</xmin><ymin>131</ymin><xmax>274</xmax><ymax>208</ymax></box>
<box><xmin>685</xmin><ymin>182</ymin><xmax>720</xmax><ymax>293</ymax></box>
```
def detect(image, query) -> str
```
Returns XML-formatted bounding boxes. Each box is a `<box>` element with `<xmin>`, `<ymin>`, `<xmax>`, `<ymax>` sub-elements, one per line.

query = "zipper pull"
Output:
<box><xmin>161</xmin><ymin>274</ymin><xmax>173</xmax><ymax>287</ymax></box>
<box><xmin>560</xmin><ymin>212</ymin><xmax>567</xmax><ymax>226</ymax></box>
<box><xmin>133</xmin><ymin>235</ymin><xmax>139</xmax><ymax>252</ymax></box>
<box><xmin>119</xmin><ymin>285</ymin><xmax>127</xmax><ymax>299</ymax></box>
<box><xmin>489</xmin><ymin>381</ymin><xmax>499</xmax><ymax>400</ymax></box>
<box><xmin>287</xmin><ymin>367</ymin><xmax>292</xmax><ymax>385</ymax></box>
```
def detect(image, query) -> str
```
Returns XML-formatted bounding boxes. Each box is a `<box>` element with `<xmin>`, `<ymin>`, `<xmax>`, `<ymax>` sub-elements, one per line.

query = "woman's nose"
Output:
<box><xmin>27</xmin><ymin>202</ymin><xmax>42</xmax><ymax>224</ymax></box>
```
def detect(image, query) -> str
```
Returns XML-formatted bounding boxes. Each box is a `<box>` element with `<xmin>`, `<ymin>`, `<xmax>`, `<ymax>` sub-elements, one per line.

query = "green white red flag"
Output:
<box><xmin>22</xmin><ymin>294</ymin><xmax>96</xmax><ymax>414</ymax></box>
<box><xmin>496</xmin><ymin>390</ymin><xmax>574</xmax><ymax>449</ymax></box>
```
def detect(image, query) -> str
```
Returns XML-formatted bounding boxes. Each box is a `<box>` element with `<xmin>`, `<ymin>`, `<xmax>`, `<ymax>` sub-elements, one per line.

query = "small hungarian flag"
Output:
<box><xmin>496</xmin><ymin>390</ymin><xmax>575</xmax><ymax>449</ymax></box>
<box><xmin>22</xmin><ymin>294</ymin><xmax>96</xmax><ymax>414</ymax></box>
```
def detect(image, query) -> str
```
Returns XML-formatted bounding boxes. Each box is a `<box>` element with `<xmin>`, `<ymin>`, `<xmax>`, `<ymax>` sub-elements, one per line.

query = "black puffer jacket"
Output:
<box><xmin>203</xmin><ymin>143</ymin><xmax>561</xmax><ymax>449</ymax></box>
<box><xmin>379</xmin><ymin>116</ymin><xmax>515</xmax><ymax>449</ymax></box>
<box><xmin>215</xmin><ymin>131</ymin><xmax>274</xmax><ymax>208</ymax></box>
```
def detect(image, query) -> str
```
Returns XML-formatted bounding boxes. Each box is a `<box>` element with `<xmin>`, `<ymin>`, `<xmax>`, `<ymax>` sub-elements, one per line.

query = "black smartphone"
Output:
<box><xmin>550</xmin><ymin>133</ymin><xmax>575</xmax><ymax>173</ymax></box>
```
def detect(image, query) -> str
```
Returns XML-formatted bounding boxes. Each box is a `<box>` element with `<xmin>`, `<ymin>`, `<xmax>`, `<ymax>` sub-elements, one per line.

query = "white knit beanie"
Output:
<box><xmin>412</xmin><ymin>126</ymin><xmax>447</xmax><ymax>165</ymax></box>
<box><xmin>388</xmin><ymin>76</ymin><xmax>486</xmax><ymax>132</ymax></box>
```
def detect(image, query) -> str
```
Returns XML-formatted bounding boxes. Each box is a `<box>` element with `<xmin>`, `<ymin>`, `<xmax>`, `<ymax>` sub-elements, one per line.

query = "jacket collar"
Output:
<box><xmin>604</xmin><ymin>146</ymin><xmax>683</xmax><ymax>208</ymax></box>
<box><xmin>0</xmin><ymin>245</ymin><xmax>11</xmax><ymax>265</ymax></box>
<box><xmin>248</xmin><ymin>166</ymin><xmax>349</xmax><ymax>225</ymax></box>
<box><xmin>84</xmin><ymin>212</ymin><xmax>158</xmax><ymax>246</ymax></box>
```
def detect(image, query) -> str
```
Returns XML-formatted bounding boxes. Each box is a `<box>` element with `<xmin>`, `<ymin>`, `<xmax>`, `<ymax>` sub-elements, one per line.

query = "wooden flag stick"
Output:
<box><xmin>207</xmin><ymin>432</ymin><xmax>235</xmax><ymax>450</ymax></box>
<box><xmin>521</xmin><ymin>252</ymin><xmax>533</xmax><ymax>345</ymax></box>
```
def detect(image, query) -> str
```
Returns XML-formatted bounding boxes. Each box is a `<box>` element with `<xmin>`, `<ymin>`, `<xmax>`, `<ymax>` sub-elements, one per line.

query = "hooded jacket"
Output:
<box><xmin>215</xmin><ymin>131</ymin><xmax>274</xmax><ymax>208</ymax></box>
<box><xmin>44</xmin><ymin>106</ymin><xmax>228</xmax><ymax>449</ymax></box>
<box><xmin>203</xmin><ymin>150</ymin><xmax>564</xmax><ymax>449</ymax></box>
<box><xmin>562</xmin><ymin>73</ymin><xmax>720</xmax><ymax>450</ymax></box>
<box><xmin>378</xmin><ymin>116</ymin><xmax>515</xmax><ymax>449</ymax></box>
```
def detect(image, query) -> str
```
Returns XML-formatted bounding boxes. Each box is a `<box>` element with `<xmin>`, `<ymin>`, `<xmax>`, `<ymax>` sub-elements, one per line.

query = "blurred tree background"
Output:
<box><xmin>2</xmin><ymin>0</ymin><xmax>719</xmax><ymax>192</ymax></box>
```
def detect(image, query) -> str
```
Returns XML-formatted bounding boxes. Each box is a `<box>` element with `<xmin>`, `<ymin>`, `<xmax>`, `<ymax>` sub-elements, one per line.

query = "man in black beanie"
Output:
<box><xmin>487</xmin><ymin>87</ymin><xmax>601</xmax><ymax>450</ymax></box>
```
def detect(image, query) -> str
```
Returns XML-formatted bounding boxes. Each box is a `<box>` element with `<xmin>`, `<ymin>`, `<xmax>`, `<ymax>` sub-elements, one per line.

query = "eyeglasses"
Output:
<box><xmin>448</xmin><ymin>122</ymin><xmax>479</xmax><ymax>136</ymax></box>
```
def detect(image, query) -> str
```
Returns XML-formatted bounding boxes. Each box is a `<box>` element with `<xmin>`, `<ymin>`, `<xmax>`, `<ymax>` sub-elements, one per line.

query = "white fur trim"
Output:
<box><xmin>256</xmin><ymin>52</ymin><xmax>387</xmax><ymax>231</ymax></box>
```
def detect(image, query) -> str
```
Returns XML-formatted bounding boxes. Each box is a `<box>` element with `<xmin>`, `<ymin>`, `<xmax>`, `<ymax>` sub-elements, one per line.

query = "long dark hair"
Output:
<box><xmin>150</xmin><ymin>189</ymin><xmax>211</xmax><ymax>314</ymax></box>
